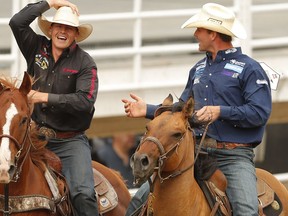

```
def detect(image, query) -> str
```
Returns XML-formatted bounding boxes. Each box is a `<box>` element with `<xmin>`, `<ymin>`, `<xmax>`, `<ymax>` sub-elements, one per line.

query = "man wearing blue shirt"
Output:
<box><xmin>122</xmin><ymin>3</ymin><xmax>272</xmax><ymax>216</ymax></box>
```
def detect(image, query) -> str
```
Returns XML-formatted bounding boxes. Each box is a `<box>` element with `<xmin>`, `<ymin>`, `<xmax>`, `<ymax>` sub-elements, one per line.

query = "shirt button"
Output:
<box><xmin>52</xmin><ymin>70</ymin><xmax>54</xmax><ymax>73</ymax></box>
<box><xmin>48</xmin><ymin>83</ymin><xmax>51</xmax><ymax>86</ymax></box>
<box><xmin>209</xmin><ymin>73</ymin><xmax>212</xmax><ymax>76</ymax></box>
<box><xmin>206</xmin><ymin>85</ymin><xmax>208</xmax><ymax>88</ymax></box>
<box><xmin>204</xmin><ymin>98</ymin><xmax>207</xmax><ymax>101</ymax></box>
<box><xmin>234</xmin><ymin>125</ymin><xmax>237</xmax><ymax>127</ymax></box>
<box><xmin>68</xmin><ymin>76</ymin><xmax>70</xmax><ymax>78</ymax></box>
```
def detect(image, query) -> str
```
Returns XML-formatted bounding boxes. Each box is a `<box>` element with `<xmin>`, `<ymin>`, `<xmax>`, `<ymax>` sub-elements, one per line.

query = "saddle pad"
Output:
<box><xmin>93</xmin><ymin>168</ymin><xmax>118</xmax><ymax>214</ymax></box>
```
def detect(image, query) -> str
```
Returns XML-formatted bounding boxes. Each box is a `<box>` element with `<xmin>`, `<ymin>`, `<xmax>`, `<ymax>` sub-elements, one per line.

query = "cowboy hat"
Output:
<box><xmin>181</xmin><ymin>3</ymin><xmax>247</xmax><ymax>39</ymax></box>
<box><xmin>38</xmin><ymin>6</ymin><xmax>93</xmax><ymax>43</ymax></box>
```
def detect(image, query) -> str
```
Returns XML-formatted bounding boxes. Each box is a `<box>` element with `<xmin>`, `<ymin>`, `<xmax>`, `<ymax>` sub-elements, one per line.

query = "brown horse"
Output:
<box><xmin>0</xmin><ymin>72</ymin><xmax>130</xmax><ymax>216</ymax></box>
<box><xmin>131</xmin><ymin>94</ymin><xmax>288</xmax><ymax>216</ymax></box>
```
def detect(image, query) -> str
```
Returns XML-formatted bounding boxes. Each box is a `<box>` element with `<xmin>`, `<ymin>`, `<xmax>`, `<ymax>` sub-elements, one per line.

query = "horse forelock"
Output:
<box><xmin>0</xmin><ymin>77</ymin><xmax>18</xmax><ymax>90</ymax></box>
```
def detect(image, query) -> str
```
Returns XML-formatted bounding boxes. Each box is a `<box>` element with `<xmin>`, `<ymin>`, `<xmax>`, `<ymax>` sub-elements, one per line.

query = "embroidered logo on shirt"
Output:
<box><xmin>224</xmin><ymin>63</ymin><xmax>244</xmax><ymax>74</ymax></box>
<box><xmin>222</xmin><ymin>70</ymin><xmax>239</xmax><ymax>78</ymax></box>
<box><xmin>256</xmin><ymin>79</ymin><xmax>268</xmax><ymax>85</ymax></box>
<box><xmin>225</xmin><ymin>48</ymin><xmax>237</xmax><ymax>54</ymax></box>
<box><xmin>63</xmin><ymin>68</ymin><xmax>79</xmax><ymax>74</ymax></box>
<box><xmin>194</xmin><ymin>62</ymin><xmax>205</xmax><ymax>84</ymax></box>
<box><xmin>230</xmin><ymin>59</ymin><xmax>246</xmax><ymax>67</ymax></box>
<box><xmin>35</xmin><ymin>54</ymin><xmax>49</xmax><ymax>70</ymax></box>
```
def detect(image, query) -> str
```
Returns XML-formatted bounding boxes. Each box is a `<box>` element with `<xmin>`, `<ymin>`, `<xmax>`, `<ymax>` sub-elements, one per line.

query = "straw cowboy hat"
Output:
<box><xmin>38</xmin><ymin>6</ymin><xmax>93</xmax><ymax>42</ymax></box>
<box><xmin>181</xmin><ymin>3</ymin><xmax>247</xmax><ymax>39</ymax></box>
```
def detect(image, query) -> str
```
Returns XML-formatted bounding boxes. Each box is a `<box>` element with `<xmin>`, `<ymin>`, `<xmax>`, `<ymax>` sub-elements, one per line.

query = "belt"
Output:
<box><xmin>197</xmin><ymin>137</ymin><xmax>252</xmax><ymax>150</ymax></box>
<box><xmin>37</xmin><ymin>126</ymin><xmax>83</xmax><ymax>139</ymax></box>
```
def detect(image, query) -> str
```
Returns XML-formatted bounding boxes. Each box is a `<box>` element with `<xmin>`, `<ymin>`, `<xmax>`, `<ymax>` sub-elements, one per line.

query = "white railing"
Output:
<box><xmin>2</xmin><ymin>1</ymin><xmax>288</xmax><ymax>88</ymax></box>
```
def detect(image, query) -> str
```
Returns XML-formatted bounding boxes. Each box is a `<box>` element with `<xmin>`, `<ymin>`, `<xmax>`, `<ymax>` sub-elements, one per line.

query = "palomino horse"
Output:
<box><xmin>131</xmin><ymin>94</ymin><xmax>288</xmax><ymax>216</ymax></box>
<box><xmin>0</xmin><ymin>72</ymin><xmax>130</xmax><ymax>216</ymax></box>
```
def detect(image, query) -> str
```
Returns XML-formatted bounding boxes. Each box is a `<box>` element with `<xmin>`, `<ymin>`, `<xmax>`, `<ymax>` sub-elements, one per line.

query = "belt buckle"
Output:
<box><xmin>38</xmin><ymin>126</ymin><xmax>56</xmax><ymax>140</ymax></box>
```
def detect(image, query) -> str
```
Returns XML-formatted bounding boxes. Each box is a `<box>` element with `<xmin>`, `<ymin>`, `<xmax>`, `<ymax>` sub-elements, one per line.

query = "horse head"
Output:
<box><xmin>131</xmin><ymin>94</ymin><xmax>195</xmax><ymax>187</ymax></box>
<box><xmin>0</xmin><ymin>72</ymin><xmax>32</xmax><ymax>183</ymax></box>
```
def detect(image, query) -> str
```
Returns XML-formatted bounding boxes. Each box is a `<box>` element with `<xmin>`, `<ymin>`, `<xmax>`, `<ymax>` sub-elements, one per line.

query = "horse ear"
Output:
<box><xmin>182</xmin><ymin>97</ymin><xmax>194</xmax><ymax>119</ymax></box>
<box><xmin>0</xmin><ymin>82</ymin><xmax>3</xmax><ymax>92</ymax></box>
<box><xmin>162</xmin><ymin>94</ymin><xmax>173</xmax><ymax>106</ymax></box>
<box><xmin>19</xmin><ymin>72</ymin><xmax>32</xmax><ymax>96</ymax></box>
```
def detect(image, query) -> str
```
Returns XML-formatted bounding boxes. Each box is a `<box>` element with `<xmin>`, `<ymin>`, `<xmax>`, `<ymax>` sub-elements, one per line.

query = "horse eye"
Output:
<box><xmin>173</xmin><ymin>132</ymin><xmax>183</xmax><ymax>139</ymax></box>
<box><xmin>20</xmin><ymin>117</ymin><xmax>28</xmax><ymax>125</ymax></box>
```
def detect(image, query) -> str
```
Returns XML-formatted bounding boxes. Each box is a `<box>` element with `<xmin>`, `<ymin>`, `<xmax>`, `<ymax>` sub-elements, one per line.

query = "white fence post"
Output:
<box><xmin>234</xmin><ymin>0</ymin><xmax>252</xmax><ymax>56</ymax></box>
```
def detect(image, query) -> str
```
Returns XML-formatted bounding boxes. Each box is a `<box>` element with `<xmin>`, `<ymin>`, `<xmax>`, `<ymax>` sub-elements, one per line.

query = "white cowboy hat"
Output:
<box><xmin>181</xmin><ymin>3</ymin><xmax>247</xmax><ymax>39</ymax></box>
<box><xmin>38</xmin><ymin>6</ymin><xmax>93</xmax><ymax>43</ymax></box>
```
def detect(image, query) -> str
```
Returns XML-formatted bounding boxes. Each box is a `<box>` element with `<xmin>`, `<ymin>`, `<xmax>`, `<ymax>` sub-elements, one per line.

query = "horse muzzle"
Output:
<box><xmin>130</xmin><ymin>153</ymin><xmax>154</xmax><ymax>187</ymax></box>
<box><xmin>0</xmin><ymin>163</ymin><xmax>15</xmax><ymax>183</ymax></box>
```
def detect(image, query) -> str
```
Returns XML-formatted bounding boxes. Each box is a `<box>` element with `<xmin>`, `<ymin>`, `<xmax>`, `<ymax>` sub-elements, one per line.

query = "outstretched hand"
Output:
<box><xmin>121</xmin><ymin>93</ymin><xmax>147</xmax><ymax>118</ymax></box>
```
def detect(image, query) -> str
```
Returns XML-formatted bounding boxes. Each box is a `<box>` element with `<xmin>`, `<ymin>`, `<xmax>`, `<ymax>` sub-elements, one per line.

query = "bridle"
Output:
<box><xmin>140</xmin><ymin>129</ymin><xmax>188</xmax><ymax>184</ymax></box>
<box><xmin>0</xmin><ymin>87</ymin><xmax>32</xmax><ymax>183</ymax></box>
<box><xmin>0</xmin><ymin>126</ymin><xmax>31</xmax><ymax>183</ymax></box>
<box><xmin>138</xmin><ymin>116</ymin><xmax>210</xmax><ymax>188</ymax></box>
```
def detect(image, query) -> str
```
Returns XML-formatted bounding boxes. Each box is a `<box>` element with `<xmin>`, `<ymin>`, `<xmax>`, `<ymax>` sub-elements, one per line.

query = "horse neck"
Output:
<box><xmin>151</xmin><ymin>134</ymin><xmax>209</xmax><ymax>214</ymax></box>
<box><xmin>151</xmin><ymin>167</ymin><xmax>207</xmax><ymax>214</ymax></box>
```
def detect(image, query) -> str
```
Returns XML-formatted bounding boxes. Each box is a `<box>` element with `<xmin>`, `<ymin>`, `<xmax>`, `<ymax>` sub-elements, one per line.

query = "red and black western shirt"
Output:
<box><xmin>9</xmin><ymin>1</ymin><xmax>98</xmax><ymax>132</ymax></box>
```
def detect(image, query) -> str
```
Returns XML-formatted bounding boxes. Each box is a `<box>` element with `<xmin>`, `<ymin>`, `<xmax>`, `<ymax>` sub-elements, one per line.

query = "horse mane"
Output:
<box><xmin>0</xmin><ymin>77</ymin><xmax>19</xmax><ymax>89</ymax></box>
<box><xmin>29</xmin><ymin>122</ymin><xmax>50</xmax><ymax>172</ymax></box>
<box><xmin>0</xmin><ymin>74</ymin><xmax>35</xmax><ymax>89</ymax></box>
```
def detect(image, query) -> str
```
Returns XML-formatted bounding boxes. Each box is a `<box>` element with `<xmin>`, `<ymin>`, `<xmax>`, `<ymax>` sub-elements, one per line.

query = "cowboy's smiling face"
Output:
<box><xmin>49</xmin><ymin>23</ymin><xmax>79</xmax><ymax>50</ymax></box>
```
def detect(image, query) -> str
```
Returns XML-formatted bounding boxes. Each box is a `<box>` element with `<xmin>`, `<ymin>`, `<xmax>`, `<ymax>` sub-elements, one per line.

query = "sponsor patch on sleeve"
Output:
<box><xmin>256</xmin><ymin>79</ymin><xmax>268</xmax><ymax>85</ymax></box>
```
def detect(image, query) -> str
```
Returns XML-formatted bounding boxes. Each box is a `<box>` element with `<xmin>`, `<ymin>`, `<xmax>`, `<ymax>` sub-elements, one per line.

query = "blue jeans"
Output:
<box><xmin>46</xmin><ymin>134</ymin><xmax>99</xmax><ymax>216</ymax></box>
<box><xmin>126</xmin><ymin>147</ymin><xmax>258</xmax><ymax>216</ymax></box>
<box><xmin>125</xmin><ymin>181</ymin><xmax>150</xmax><ymax>216</ymax></box>
<box><xmin>206</xmin><ymin>146</ymin><xmax>258</xmax><ymax>216</ymax></box>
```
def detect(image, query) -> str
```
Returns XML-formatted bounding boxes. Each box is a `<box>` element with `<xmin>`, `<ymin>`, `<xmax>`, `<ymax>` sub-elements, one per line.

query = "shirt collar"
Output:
<box><xmin>206</xmin><ymin>47</ymin><xmax>242</xmax><ymax>63</ymax></box>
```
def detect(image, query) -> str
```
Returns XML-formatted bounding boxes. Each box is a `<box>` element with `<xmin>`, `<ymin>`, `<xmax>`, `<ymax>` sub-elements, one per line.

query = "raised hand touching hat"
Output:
<box><xmin>47</xmin><ymin>0</ymin><xmax>79</xmax><ymax>15</ymax></box>
<box><xmin>38</xmin><ymin>2</ymin><xmax>93</xmax><ymax>42</ymax></box>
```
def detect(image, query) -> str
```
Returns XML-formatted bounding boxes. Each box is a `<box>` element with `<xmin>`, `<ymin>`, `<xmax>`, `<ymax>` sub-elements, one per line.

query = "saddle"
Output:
<box><xmin>199</xmin><ymin>169</ymin><xmax>283</xmax><ymax>216</ymax></box>
<box><xmin>45</xmin><ymin>150</ymin><xmax>119</xmax><ymax>215</ymax></box>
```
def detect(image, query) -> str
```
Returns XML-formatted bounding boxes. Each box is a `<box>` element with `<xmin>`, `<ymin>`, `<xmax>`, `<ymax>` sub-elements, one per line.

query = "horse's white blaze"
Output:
<box><xmin>0</xmin><ymin>103</ymin><xmax>18</xmax><ymax>174</ymax></box>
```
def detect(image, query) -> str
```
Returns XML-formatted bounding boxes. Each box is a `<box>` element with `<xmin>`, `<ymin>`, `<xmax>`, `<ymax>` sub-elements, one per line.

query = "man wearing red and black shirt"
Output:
<box><xmin>9</xmin><ymin>0</ymin><xmax>99</xmax><ymax>215</ymax></box>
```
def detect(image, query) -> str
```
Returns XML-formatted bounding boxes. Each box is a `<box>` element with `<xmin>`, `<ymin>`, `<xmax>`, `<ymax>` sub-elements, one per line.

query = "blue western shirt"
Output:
<box><xmin>147</xmin><ymin>48</ymin><xmax>272</xmax><ymax>146</ymax></box>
